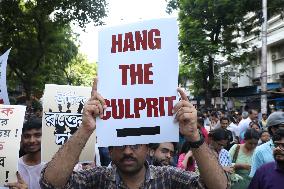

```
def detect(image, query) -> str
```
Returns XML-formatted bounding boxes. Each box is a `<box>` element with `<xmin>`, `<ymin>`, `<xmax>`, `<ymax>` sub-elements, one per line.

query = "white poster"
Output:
<box><xmin>97</xmin><ymin>18</ymin><xmax>179</xmax><ymax>147</ymax></box>
<box><xmin>42</xmin><ymin>84</ymin><xmax>96</xmax><ymax>162</ymax></box>
<box><xmin>0</xmin><ymin>49</ymin><xmax>11</xmax><ymax>105</ymax></box>
<box><xmin>0</xmin><ymin>105</ymin><xmax>26</xmax><ymax>186</ymax></box>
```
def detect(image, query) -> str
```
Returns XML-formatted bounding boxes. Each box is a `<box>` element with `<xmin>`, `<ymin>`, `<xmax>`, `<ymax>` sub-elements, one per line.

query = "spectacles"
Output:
<box><xmin>274</xmin><ymin>142</ymin><xmax>284</xmax><ymax>151</ymax></box>
<box><xmin>113</xmin><ymin>144</ymin><xmax>143</xmax><ymax>151</ymax></box>
<box><xmin>216</xmin><ymin>141</ymin><xmax>226</xmax><ymax>147</ymax></box>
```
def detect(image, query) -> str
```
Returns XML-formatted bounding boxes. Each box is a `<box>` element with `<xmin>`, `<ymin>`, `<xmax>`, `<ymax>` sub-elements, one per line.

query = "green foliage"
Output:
<box><xmin>0</xmin><ymin>0</ymin><xmax>107</xmax><ymax>99</ymax></box>
<box><xmin>167</xmin><ymin>0</ymin><xmax>284</xmax><ymax>106</ymax></box>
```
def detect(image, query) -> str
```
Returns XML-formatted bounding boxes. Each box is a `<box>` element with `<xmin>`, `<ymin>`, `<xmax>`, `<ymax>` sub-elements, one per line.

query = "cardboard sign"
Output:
<box><xmin>0</xmin><ymin>105</ymin><xmax>26</xmax><ymax>186</ymax></box>
<box><xmin>42</xmin><ymin>84</ymin><xmax>96</xmax><ymax>162</ymax></box>
<box><xmin>0</xmin><ymin>49</ymin><xmax>11</xmax><ymax>105</ymax></box>
<box><xmin>97</xmin><ymin>18</ymin><xmax>179</xmax><ymax>147</ymax></box>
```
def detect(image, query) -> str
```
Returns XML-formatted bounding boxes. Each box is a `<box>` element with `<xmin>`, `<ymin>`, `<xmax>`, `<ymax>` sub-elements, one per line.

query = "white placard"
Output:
<box><xmin>42</xmin><ymin>84</ymin><xmax>96</xmax><ymax>162</ymax></box>
<box><xmin>0</xmin><ymin>105</ymin><xmax>26</xmax><ymax>186</ymax></box>
<box><xmin>0</xmin><ymin>49</ymin><xmax>11</xmax><ymax>105</ymax></box>
<box><xmin>97</xmin><ymin>18</ymin><xmax>179</xmax><ymax>147</ymax></box>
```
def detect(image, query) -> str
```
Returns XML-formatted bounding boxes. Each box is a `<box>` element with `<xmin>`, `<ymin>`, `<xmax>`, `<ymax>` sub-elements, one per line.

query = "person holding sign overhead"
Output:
<box><xmin>39</xmin><ymin>79</ymin><xmax>228</xmax><ymax>189</ymax></box>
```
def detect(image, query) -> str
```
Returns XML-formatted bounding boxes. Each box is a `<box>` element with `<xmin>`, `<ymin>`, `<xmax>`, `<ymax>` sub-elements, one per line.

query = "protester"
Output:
<box><xmin>148</xmin><ymin>142</ymin><xmax>175</xmax><ymax>166</ymax></box>
<box><xmin>259</xmin><ymin>113</ymin><xmax>268</xmax><ymax>130</ymax></box>
<box><xmin>219</xmin><ymin>117</ymin><xmax>234</xmax><ymax>150</ymax></box>
<box><xmin>210</xmin><ymin>111</ymin><xmax>220</xmax><ymax>130</ymax></box>
<box><xmin>248</xmin><ymin>121</ymin><xmax>261</xmax><ymax>132</ymax></box>
<box><xmin>39</xmin><ymin>80</ymin><xmax>228</xmax><ymax>189</ymax></box>
<box><xmin>5</xmin><ymin>118</ymin><xmax>45</xmax><ymax>189</ymax></box>
<box><xmin>197</xmin><ymin>114</ymin><xmax>209</xmax><ymax>143</ymax></box>
<box><xmin>227</xmin><ymin>115</ymin><xmax>239</xmax><ymax>143</ymax></box>
<box><xmin>229</xmin><ymin>129</ymin><xmax>259</xmax><ymax>189</ymax></box>
<box><xmin>208</xmin><ymin>128</ymin><xmax>233</xmax><ymax>174</ymax></box>
<box><xmin>248</xmin><ymin>129</ymin><xmax>284</xmax><ymax>188</ymax></box>
<box><xmin>237</xmin><ymin>109</ymin><xmax>258</xmax><ymax>140</ymax></box>
<box><xmin>177</xmin><ymin>141</ymin><xmax>196</xmax><ymax>172</ymax></box>
<box><xmin>249</xmin><ymin>111</ymin><xmax>284</xmax><ymax>177</ymax></box>
<box><xmin>258</xmin><ymin>130</ymin><xmax>270</xmax><ymax>145</ymax></box>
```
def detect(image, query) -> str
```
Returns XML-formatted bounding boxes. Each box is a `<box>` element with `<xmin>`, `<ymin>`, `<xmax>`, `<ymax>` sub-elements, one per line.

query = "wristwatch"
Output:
<box><xmin>187</xmin><ymin>132</ymin><xmax>205</xmax><ymax>148</ymax></box>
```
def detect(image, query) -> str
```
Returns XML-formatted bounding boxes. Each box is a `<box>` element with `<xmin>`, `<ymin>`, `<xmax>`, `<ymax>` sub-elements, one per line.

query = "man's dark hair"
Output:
<box><xmin>149</xmin><ymin>142</ymin><xmax>176</xmax><ymax>151</ymax></box>
<box><xmin>249</xmin><ymin>109</ymin><xmax>258</xmax><ymax>115</ymax></box>
<box><xmin>197</xmin><ymin>112</ymin><xmax>205</xmax><ymax>126</ymax></box>
<box><xmin>220</xmin><ymin>117</ymin><xmax>230</xmax><ymax>123</ymax></box>
<box><xmin>22</xmin><ymin>118</ymin><xmax>42</xmax><ymax>133</ymax></box>
<box><xmin>209</xmin><ymin>128</ymin><xmax>230</xmax><ymax>141</ymax></box>
<box><xmin>244</xmin><ymin>129</ymin><xmax>260</xmax><ymax>140</ymax></box>
<box><xmin>272</xmin><ymin>129</ymin><xmax>284</xmax><ymax>142</ymax></box>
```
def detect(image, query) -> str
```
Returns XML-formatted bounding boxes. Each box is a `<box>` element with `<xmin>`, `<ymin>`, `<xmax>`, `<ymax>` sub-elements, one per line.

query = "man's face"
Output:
<box><xmin>220</xmin><ymin>120</ymin><xmax>229</xmax><ymax>129</ymax></box>
<box><xmin>211</xmin><ymin>139</ymin><xmax>227</xmax><ymax>152</ymax></box>
<box><xmin>273</xmin><ymin>138</ymin><xmax>284</xmax><ymax>164</ymax></box>
<box><xmin>250</xmin><ymin>110</ymin><xmax>258</xmax><ymax>121</ymax></box>
<box><xmin>150</xmin><ymin>142</ymin><xmax>174</xmax><ymax>166</ymax></box>
<box><xmin>110</xmin><ymin>144</ymin><xmax>148</xmax><ymax>175</ymax></box>
<box><xmin>21</xmin><ymin>128</ymin><xmax>42</xmax><ymax>154</ymax></box>
<box><xmin>262</xmin><ymin>114</ymin><xmax>267</xmax><ymax>120</ymax></box>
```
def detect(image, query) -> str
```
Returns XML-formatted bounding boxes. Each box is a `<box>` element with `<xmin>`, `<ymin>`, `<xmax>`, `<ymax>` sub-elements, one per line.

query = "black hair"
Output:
<box><xmin>260</xmin><ymin>130</ymin><xmax>269</xmax><ymax>136</ymax></box>
<box><xmin>209</xmin><ymin>128</ymin><xmax>230</xmax><ymax>141</ymax></box>
<box><xmin>249</xmin><ymin>121</ymin><xmax>260</xmax><ymax>129</ymax></box>
<box><xmin>197</xmin><ymin>112</ymin><xmax>205</xmax><ymax>127</ymax></box>
<box><xmin>228</xmin><ymin>115</ymin><xmax>237</xmax><ymax>124</ymax></box>
<box><xmin>272</xmin><ymin>129</ymin><xmax>284</xmax><ymax>142</ymax></box>
<box><xmin>249</xmin><ymin>109</ymin><xmax>258</xmax><ymax>115</ymax></box>
<box><xmin>149</xmin><ymin>142</ymin><xmax>176</xmax><ymax>151</ymax></box>
<box><xmin>180</xmin><ymin>141</ymin><xmax>191</xmax><ymax>154</ymax></box>
<box><xmin>22</xmin><ymin>118</ymin><xmax>42</xmax><ymax>133</ymax></box>
<box><xmin>244</xmin><ymin>129</ymin><xmax>260</xmax><ymax>140</ymax></box>
<box><xmin>220</xmin><ymin>116</ymin><xmax>230</xmax><ymax>123</ymax></box>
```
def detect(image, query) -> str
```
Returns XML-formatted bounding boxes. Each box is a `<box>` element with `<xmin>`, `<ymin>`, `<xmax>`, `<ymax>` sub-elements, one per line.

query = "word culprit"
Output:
<box><xmin>111</xmin><ymin>29</ymin><xmax>161</xmax><ymax>53</ymax></box>
<box><xmin>103</xmin><ymin>96</ymin><xmax>176</xmax><ymax>120</ymax></box>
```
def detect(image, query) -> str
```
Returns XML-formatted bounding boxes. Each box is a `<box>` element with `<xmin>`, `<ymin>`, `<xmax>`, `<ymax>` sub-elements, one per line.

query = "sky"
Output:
<box><xmin>75</xmin><ymin>0</ymin><xmax>177</xmax><ymax>62</ymax></box>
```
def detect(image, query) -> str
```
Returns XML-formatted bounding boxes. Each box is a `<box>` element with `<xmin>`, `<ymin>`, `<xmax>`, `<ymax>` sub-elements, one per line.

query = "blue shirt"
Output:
<box><xmin>248</xmin><ymin>161</ymin><xmax>284</xmax><ymax>189</ymax></box>
<box><xmin>249</xmin><ymin>140</ymin><xmax>274</xmax><ymax>177</ymax></box>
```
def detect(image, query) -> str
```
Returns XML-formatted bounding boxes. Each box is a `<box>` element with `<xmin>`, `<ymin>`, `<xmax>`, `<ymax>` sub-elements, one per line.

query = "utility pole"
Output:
<box><xmin>220</xmin><ymin>72</ymin><xmax>223</xmax><ymax>110</ymax></box>
<box><xmin>261</xmin><ymin>0</ymin><xmax>268</xmax><ymax>114</ymax></box>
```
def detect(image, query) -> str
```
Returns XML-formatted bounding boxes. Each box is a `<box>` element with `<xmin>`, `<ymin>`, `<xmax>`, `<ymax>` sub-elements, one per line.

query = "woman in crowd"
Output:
<box><xmin>208</xmin><ymin>128</ymin><xmax>233</xmax><ymax>173</ymax></box>
<box><xmin>258</xmin><ymin>130</ymin><xmax>270</xmax><ymax>145</ymax></box>
<box><xmin>229</xmin><ymin>129</ymin><xmax>259</xmax><ymax>189</ymax></box>
<box><xmin>177</xmin><ymin>141</ymin><xmax>196</xmax><ymax>172</ymax></box>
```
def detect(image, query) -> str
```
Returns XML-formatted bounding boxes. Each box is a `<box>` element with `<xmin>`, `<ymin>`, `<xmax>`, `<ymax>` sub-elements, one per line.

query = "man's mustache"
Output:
<box><xmin>120</xmin><ymin>155</ymin><xmax>137</xmax><ymax>162</ymax></box>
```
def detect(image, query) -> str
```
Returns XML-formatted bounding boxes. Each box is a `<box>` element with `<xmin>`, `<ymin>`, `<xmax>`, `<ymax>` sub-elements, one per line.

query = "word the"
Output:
<box><xmin>119</xmin><ymin>63</ymin><xmax>153</xmax><ymax>85</ymax></box>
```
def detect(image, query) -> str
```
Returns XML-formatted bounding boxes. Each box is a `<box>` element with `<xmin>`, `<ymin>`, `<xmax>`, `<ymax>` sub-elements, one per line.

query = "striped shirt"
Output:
<box><xmin>40</xmin><ymin>162</ymin><xmax>206</xmax><ymax>189</ymax></box>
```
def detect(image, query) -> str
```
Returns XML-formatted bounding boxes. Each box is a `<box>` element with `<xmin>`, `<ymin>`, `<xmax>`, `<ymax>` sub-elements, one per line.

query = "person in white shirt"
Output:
<box><xmin>237</xmin><ymin>109</ymin><xmax>258</xmax><ymax>139</ymax></box>
<box><xmin>6</xmin><ymin>118</ymin><xmax>45</xmax><ymax>189</ymax></box>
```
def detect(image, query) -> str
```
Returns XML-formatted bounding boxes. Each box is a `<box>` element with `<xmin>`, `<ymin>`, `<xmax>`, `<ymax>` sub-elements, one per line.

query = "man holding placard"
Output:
<box><xmin>39</xmin><ymin>78</ymin><xmax>227</xmax><ymax>189</ymax></box>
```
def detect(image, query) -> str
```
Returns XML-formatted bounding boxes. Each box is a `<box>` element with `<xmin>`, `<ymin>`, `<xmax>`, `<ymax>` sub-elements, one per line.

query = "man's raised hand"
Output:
<box><xmin>82</xmin><ymin>78</ymin><xmax>106</xmax><ymax>131</ymax></box>
<box><xmin>173</xmin><ymin>88</ymin><xmax>200</xmax><ymax>142</ymax></box>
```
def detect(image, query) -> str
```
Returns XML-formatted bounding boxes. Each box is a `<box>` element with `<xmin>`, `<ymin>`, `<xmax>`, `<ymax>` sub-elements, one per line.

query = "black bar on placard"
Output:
<box><xmin>116</xmin><ymin>126</ymin><xmax>160</xmax><ymax>137</ymax></box>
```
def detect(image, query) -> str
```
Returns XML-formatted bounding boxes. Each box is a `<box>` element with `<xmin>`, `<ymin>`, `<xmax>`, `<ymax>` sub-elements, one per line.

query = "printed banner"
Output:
<box><xmin>0</xmin><ymin>105</ymin><xmax>26</xmax><ymax>186</ymax></box>
<box><xmin>42</xmin><ymin>84</ymin><xmax>96</xmax><ymax>162</ymax></box>
<box><xmin>0</xmin><ymin>49</ymin><xmax>11</xmax><ymax>105</ymax></box>
<box><xmin>97</xmin><ymin>18</ymin><xmax>179</xmax><ymax>147</ymax></box>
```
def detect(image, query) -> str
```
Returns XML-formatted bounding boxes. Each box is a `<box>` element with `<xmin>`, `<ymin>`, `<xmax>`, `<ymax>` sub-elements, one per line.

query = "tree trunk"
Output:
<box><xmin>204</xmin><ymin>56</ymin><xmax>215</xmax><ymax>108</ymax></box>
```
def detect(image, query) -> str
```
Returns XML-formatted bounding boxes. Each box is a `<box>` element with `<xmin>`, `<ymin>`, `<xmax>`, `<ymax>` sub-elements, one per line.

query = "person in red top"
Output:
<box><xmin>197</xmin><ymin>114</ymin><xmax>209</xmax><ymax>144</ymax></box>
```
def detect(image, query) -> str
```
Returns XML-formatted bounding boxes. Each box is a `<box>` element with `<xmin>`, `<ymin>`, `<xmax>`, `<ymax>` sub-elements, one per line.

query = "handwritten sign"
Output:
<box><xmin>0</xmin><ymin>49</ymin><xmax>11</xmax><ymax>105</ymax></box>
<box><xmin>0</xmin><ymin>105</ymin><xmax>26</xmax><ymax>186</ymax></box>
<box><xmin>97</xmin><ymin>18</ymin><xmax>179</xmax><ymax>147</ymax></box>
<box><xmin>42</xmin><ymin>84</ymin><xmax>96</xmax><ymax>162</ymax></box>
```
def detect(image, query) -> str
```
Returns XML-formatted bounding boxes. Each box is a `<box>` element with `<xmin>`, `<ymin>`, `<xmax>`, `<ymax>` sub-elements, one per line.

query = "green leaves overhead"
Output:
<box><xmin>0</xmin><ymin>0</ymin><xmax>107</xmax><ymax>100</ymax></box>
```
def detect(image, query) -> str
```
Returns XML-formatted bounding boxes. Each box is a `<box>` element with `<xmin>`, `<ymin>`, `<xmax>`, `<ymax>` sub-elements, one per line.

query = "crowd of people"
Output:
<box><xmin>4</xmin><ymin>82</ymin><xmax>284</xmax><ymax>189</ymax></box>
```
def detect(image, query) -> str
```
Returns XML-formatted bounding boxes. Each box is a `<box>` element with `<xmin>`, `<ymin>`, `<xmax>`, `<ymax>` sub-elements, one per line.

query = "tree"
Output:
<box><xmin>0</xmin><ymin>0</ymin><xmax>107</xmax><ymax>99</ymax></box>
<box><xmin>167</xmin><ymin>0</ymin><xmax>284</xmax><ymax>107</ymax></box>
